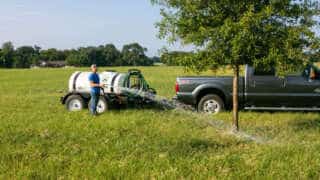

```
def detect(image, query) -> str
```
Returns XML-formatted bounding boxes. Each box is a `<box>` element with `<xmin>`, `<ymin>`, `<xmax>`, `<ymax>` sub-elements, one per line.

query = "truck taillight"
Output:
<box><xmin>175</xmin><ymin>82</ymin><xmax>180</xmax><ymax>93</ymax></box>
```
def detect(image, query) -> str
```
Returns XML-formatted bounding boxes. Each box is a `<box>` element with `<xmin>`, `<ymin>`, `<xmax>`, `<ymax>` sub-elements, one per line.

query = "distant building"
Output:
<box><xmin>39</xmin><ymin>60</ymin><xmax>66</xmax><ymax>68</ymax></box>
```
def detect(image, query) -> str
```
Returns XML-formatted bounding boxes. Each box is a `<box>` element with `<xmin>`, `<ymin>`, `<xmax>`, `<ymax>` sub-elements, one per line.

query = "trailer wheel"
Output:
<box><xmin>65</xmin><ymin>95</ymin><xmax>85</xmax><ymax>111</ymax></box>
<box><xmin>88</xmin><ymin>97</ymin><xmax>108</xmax><ymax>114</ymax></box>
<box><xmin>198</xmin><ymin>94</ymin><xmax>224</xmax><ymax>114</ymax></box>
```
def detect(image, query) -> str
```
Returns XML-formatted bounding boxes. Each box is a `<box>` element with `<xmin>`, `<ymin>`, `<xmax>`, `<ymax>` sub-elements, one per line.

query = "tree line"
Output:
<box><xmin>0</xmin><ymin>42</ymin><xmax>161</xmax><ymax>68</ymax></box>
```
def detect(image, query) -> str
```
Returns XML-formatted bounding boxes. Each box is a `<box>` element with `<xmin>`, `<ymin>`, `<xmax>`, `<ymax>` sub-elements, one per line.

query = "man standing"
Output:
<box><xmin>88</xmin><ymin>64</ymin><xmax>103</xmax><ymax>115</ymax></box>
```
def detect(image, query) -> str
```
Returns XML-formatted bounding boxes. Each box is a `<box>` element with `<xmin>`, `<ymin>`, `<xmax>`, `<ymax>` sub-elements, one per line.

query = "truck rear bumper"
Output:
<box><xmin>172</xmin><ymin>95</ymin><xmax>178</xmax><ymax>101</ymax></box>
<box><xmin>174</xmin><ymin>92</ymin><xmax>196</xmax><ymax>105</ymax></box>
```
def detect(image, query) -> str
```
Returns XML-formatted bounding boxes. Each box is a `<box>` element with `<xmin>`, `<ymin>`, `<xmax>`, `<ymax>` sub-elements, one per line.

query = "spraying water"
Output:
<box><xmin>119</xmin><ymin>87</ymin><xmax>271</xmax><ymax>144</ymax></box>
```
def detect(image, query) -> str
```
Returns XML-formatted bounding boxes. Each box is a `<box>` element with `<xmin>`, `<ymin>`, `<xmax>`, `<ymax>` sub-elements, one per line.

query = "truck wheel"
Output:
<box><xmin>65</xmin><ymin>95</ymin><xmax>85</xmax><ymax>111</ymax></box>
<box><xmin>198</xmin><ymin>94</ymin><xmax>224</xmax><ymax>114</ymax></box>
<box><xmin>88</xmin><ymin>97</ymin><xmax>108</xmax><ymax>114</ymax></box>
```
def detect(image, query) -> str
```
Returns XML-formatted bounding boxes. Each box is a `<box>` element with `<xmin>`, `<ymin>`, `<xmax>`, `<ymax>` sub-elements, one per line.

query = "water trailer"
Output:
<box><xmin>60</xmin><ymin>69</ymin><xmax>156</xmax><ymax>114</ymax></box>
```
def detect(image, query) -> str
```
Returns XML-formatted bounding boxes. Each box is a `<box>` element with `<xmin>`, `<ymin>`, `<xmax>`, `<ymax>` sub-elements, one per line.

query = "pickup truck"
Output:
<box><xmin>174</xmin><ymin>65</ymin><xmax>320</xmax><ymax>114</ymax></box>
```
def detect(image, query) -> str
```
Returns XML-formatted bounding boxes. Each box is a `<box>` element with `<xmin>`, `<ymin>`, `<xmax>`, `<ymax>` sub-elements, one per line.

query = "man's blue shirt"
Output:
<box><xmin>88</xmin><ymin>73</ymin><xmax>100</xmax><ymax>94</ymax></box>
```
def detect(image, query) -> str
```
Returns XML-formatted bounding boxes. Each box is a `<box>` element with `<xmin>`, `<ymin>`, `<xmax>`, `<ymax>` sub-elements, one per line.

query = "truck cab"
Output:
<box><xmin>175</xmin><ymin>64</ymin><xmax>320</xmax><ymax>114</ymax></box>
<box><xmin>244</xmin><ymin>65</ymin><xmax>320</xmax><ymax>109</ymax></box>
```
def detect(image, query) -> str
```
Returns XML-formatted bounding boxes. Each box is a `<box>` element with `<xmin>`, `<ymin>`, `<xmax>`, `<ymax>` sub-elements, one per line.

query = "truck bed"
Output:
<box><xmin>176</xmin><ymin>76</ymin><xmax>245</xmax><ymax>108</ymax></box>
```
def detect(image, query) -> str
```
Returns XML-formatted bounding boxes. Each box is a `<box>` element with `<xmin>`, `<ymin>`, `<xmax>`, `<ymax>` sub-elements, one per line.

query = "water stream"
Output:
<box><xmin>119</xmin><ymin>87</ymin><xmax>271</xmax><ymax>144</ymax></box>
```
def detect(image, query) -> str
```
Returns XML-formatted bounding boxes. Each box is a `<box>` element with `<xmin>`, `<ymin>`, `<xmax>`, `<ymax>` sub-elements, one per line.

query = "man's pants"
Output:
<box><xmin>90</xmin><ymin>92</ymin><xmax>99</xmax><ymax>115</ymax></box>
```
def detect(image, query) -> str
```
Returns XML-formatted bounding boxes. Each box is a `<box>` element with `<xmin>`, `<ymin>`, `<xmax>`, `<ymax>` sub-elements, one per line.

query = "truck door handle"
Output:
<box><xmin>252</xmin><ymin>80</ymin><xmax>256</xmax><ymax>88</ymax></box>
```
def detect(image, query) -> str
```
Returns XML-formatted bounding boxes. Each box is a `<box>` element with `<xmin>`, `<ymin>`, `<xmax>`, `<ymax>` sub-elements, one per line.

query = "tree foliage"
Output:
<box><xmin>102</xmin><ymin>44</ymin><xmax>121</xmax><ymax>66</ymax></box>
<box><xmin>160</xmin><ymin>49</ymin><xmax>192</xmax><ymax>66</ymax></box>
<box><xmin>0</xmin><ymin>42</ymin><xmax>15</xmax><ymax>68</ymax></box>
<box><xmin>40</xmin><ymin>48</ymin><xmax>68</xmax><ymax>61</ymax></box>
<box><xmin>121</xmin><ymin>43</ymin><xmax>153</xmax><ymax>66</ymax></box>
<box><xmin>152</xmin><ymin>0</ymin><xmax>320</xmax><ymax>73</ymax></box>
<box><xmin>14</xmin><ymin>46</ymin><xmax>39</xmax><ymax>68</ymax></box>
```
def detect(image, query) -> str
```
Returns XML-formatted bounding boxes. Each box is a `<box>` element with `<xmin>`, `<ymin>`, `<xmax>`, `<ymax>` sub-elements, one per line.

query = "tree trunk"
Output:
<box><xmin>232</xmin><ymin>65</ymin><xmax>239</xmax><ymax>131</ymax></box>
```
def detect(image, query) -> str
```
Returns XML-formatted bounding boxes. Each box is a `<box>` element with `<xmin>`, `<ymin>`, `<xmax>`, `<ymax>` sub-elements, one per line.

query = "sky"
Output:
<box><xmin>0</xmin><ymin>1</ymin><xmax>319</xmax><ymax>56</ymax></box>
<box><xmin>0</xmin><ymin>0</ymin><xmax>189</xmax><ymax>56</ymax></box>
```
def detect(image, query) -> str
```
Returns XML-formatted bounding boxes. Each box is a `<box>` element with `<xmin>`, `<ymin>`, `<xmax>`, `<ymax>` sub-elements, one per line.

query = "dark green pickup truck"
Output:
<box><xmin>174</xmin><ymin>65</ymin><xmax>320</xmax><ymax>114</ymax></box>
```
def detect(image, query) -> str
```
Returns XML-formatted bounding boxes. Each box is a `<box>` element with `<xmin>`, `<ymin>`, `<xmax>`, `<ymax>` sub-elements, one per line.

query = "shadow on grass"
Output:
<box><xmin>166</xmin><ymin>138</ymin><xmax>233</xmax><ymax>157</ymax></box>
<box><xmin>290</xmin><ymin>118</ymin><xmax>320</xmax><ymax>131</ymax></box>
<box><xmin>243</xmin><ymin>109</ymin><xmax>320</xmax><ymax>114</ymax></box>
<box><xmin>109</xmin><ymin>102</ymin><xmax>170</xmax><ymax>112</ymax></box>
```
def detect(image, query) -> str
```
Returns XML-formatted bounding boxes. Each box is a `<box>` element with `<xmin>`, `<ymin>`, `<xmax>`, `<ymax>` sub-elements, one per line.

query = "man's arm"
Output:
<box><xmin>90</xmin><ymin>81</ymin><xmax>103</xmax><ymax>88</ymax></box>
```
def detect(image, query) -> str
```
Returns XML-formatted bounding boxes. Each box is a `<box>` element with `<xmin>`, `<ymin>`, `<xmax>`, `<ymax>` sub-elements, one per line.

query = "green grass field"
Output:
<box><xmin>0</xmin><ymin>66</ymin><xmax>320</xmax><ymax>179</ymax></box>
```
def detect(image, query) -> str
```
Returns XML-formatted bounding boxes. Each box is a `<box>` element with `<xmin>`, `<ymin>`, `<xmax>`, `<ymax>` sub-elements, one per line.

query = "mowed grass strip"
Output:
<box><xmin>0</xmin><ymin>66</ymin><xmax>319</xmax><ymax>179</ymax></box>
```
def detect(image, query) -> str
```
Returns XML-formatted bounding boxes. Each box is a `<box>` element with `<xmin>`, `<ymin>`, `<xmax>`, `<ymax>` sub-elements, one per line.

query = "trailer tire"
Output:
<box><xmin>198</xmin><ymin>94</ymin><xmax>224</xmax><ymax>114</ymax></box>
<box><xmin>88</xmin><ymin>96</ymin><xmax>108</xmax><ymax>114</ymax></box>
<box><xmin>65</xmin><ymin>95</ymin><xmax>85</xmax><ymax>111</ymax></box>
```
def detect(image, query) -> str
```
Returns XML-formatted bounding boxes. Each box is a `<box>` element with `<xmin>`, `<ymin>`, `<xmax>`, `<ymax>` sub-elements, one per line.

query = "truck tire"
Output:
<box><xmin>88</xmin><ymin>96</ymin><xmax>108</xmax><ymax>114</ymax></box>
<box><xmin>65</xmin><ymin>95</ymin><xmax>85</xmax><ymax>111</ymax></box>
<box><xmin>198</xmin><ymin>94</ymin><xmax>224</xmax><ymax>114</ymax></box>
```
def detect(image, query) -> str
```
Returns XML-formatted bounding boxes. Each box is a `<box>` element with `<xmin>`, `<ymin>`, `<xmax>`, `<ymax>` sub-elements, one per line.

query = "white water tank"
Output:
<box><xmin>68</xmin><ymin>71</ymin><xmax>125</xmax><ymax>94</ymax></box>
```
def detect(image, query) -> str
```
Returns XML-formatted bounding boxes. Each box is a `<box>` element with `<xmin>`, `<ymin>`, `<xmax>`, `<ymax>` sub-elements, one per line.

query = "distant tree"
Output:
<box><xmin>151</xmin><ymin>56</ymin><xmax>161</xmax><ymax>63</ymax></box>
<box><xmin>0</xmin><ymin>49</ymin><xmax>3</xmax><ymax>67</ymax></box>
<box><xmin>66</xmin><ymin>47</ymin><xmax>104</xmax><ymax>66</ymax></box>
<box><xmin>66</xmin><ymin>48</ymin><xmax>89</xmax><ymax>67</ymax></box>
<box><xmin>102</xmin><ymin>44</ymin><xmax>121</xmax><ymax>66</ymax></box>
<box><xmin>62</xmin><ymin>49</ymin><xmax>72</xmax><ymax>59</ymax></box>
<box><xmin>160</xmin><ymin>50</ymin><xmax>191</xmax><ymax>66</ymax></box>
<box><xmin>14</xmin><ymin>46</ymin><xmax>36</xmax><ymax>68</ymax></box>
<box><xmin>40</xmin><ymin>48</ymin><xmax>66</xmax><ymax>61</ymax></box>
<box><xmin>1</xmin><ymin>42</ymin><xmax>15</xmax><ymax>68</ymax></box>
<box><xmin>65</xmin><ymin>52</ymin><xmax>80</xmax><ymax>66</ymax></box>
<box><xmin>121</xmin><ymin>43</ymin><xmax>153</xmax><ymax>66</ymax></box>
<box><xmin>32</xmin><ymin>45</ymin><xmax>41</xmax><ymax>65</ymax></box>
<box><xmin>86</xmin><ymin>47</ymin><xmax>105</xmax><ymax>66</ymax></box>
<box><xmin>152</xmin><ymin>0</ymin><xmax>320</xmax><ymax>131</ymax></box>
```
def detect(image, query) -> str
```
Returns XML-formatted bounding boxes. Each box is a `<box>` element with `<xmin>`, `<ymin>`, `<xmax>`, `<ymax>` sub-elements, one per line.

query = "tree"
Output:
<box><xmin>309</xmin><ymin>50</ymin><xmax>320</xmax><ymax>63</ymax></box>
<box><xmin>152</xmin><ymin>0</ymin><xmax>320</xmax><ymax>131</ymax></box>
<box><xmin>66</xmin><ymin>46</ymin><xmax>112</xmax><ymax>67</ymax></box>
<box><xmin>102</xmin><ymin>44</ymin><xmax>121</xmax><ymax>66</ymax></box>
<box><xmin>65</xmin><ymin>51</ymin><xmax>81</xmax><ymax>66</ymax></box>
<box><xmin>85</xmin><ymin>47</ymin><xmax>105</xmax><ymax>66</ymax></box>
<box><xmin>121</xmin><ymin>43</ymin><xmax>153</xmax><ymax>66</ymax></box>
<box><xmin>160</xmin><ymin>49</ymin><xmax>191</xmax><ymax>66</ymax></box>
<box><xmin>40</xmin><ymin>48</ymin><xmax>66</xmax><ymax>62</ymax></box>
<box><xmin>151</xmin><ymin>56</ymin><xmax>161</xmax><ymax>63</ymax></box>
<box><xmin>66</xmin><ymin>48</ymin><xmax>90</xmax><ymax>67</ymax></box>
<box><xmin>32</xmin><ymin>45</ymin><xmax>41</xmax><ymax>65</ymax></box>
<box><xmin>14</xmin><ymin>46</ymin><xmax>37</xmax><ymax>68</ymax></box>
<box><xmin>0</xmin><ymin>49</ymin><xmax>3</xmax><ymax>67</ymax></box>
<box><xmin>1</xmin><ymin>42</ymin><xmax>15</xmax><ymax>68</ymax></box>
